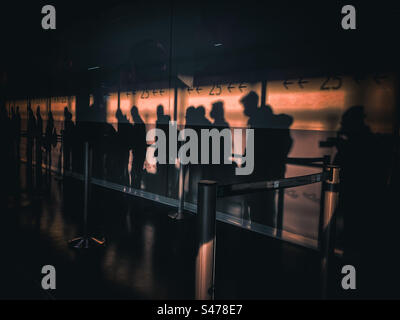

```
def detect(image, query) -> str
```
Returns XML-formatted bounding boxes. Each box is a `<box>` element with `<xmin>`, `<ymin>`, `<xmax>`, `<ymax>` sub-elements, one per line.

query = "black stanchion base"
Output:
<box><xmin>168</xmin><ymin>211</ymin><xmax>186</xmax><ymax>221</ymax></box>
<box><xmin>68</xmin><ymin>236</ymin><xmax>106</xmax><ymax>249</ymax></box>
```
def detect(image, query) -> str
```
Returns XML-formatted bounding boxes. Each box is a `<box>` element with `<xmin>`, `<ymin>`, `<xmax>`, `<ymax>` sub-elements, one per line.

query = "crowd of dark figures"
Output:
<box><xmin>1</xmin><ymin>91</ymin><xmax>399</xmax><ymax>287</ymax></box>
<box><xmin>1</xmin><ymin>103</ymin><xmax>59</xmax><ymax>192</ymax></box>
<box><xmin>1</xmin><ymin>92</ymin><xmax>296</xmax><ymax>224</ymax></box>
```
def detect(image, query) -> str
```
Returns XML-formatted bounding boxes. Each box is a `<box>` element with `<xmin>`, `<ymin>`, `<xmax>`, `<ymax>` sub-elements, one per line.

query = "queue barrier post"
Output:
<box><xmin>195</xmin><ymin>180</ymin><xmax>217</xmax><ymax>300</ymax></box>
<box><xmin>277</xmin><ymin>155</ymin><xmax>331</xmax><ymax>237</ymax></box>
<box><xmin>55</xmin><ymin>134</ymin><xmax>63</xmax><ymax>181</ymax></box>
<box><xmin>320</xmin><ymin>165</ymin><xmax>340</xmax><ymax>299</ymax></box>
<box><xmin>168</xmin><ymin>158</ymin><xmax>185</xmax><ymax>220</ymax></box>
<box><xmin>276</xmin><ymin>189</ymin><xmax>284</xmax><ymax>237</ymax></box>
<box><xmin>68</xmin><ymin>141</ymin><xmax>105</xmax><ymax>249</ymax></box>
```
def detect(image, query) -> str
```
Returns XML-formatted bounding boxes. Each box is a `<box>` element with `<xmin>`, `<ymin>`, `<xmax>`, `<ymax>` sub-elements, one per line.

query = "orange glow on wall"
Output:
<box><xmin>106</xmin><ymin>90</ymin><xmax>174</xmax><ymax>130</ymax></box>
<box><xmin>179</xmin><ymin>82</ymin><xmax>261</xmax><ymax>128</ymax></box>
<box><xmin>7</xmin><ymin>74</ymin><xmax>397</xmax><ymax>134</ymax></box>
<box><xmin>266</xmin><ymin>90</ymin><xmax>346</xmax><ymax>131</ymax></box>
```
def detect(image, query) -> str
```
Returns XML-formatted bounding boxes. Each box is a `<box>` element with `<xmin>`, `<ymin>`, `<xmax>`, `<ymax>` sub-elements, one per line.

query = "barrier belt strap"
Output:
<box><xmin>217</xmin><ymin>171</ymin><xmax>328</xmax><ymax>198</ymax></box>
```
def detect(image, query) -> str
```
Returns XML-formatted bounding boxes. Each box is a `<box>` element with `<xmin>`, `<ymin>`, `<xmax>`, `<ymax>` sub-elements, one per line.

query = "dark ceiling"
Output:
<box><xmin>1</xmin><ymin>0</ymin><xmax>399</xmax><ymax>97</ymax></box>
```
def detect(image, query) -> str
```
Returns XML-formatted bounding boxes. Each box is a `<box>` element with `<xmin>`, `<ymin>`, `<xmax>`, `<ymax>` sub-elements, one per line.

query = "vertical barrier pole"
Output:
<box><xmin>83</xmin><ymin>141</ymin><xmax>90</xmax><ymax>237</ymax></box>
<box><xmin>168</xmin><ymin>159</ymin><xmax>185</xmax><ymax>220</ymax></box>
<box><xmin>276</xmin><ymin>189</ymin><xmax>284</xmax><ymax>238</ymax></box>
<box><xmin>321</xmin><ymin>165</ymin><xmax>340</xmax><ymax>299</ymax></box>
<box><xmin>55</xmin><ymin>134</ymin><xmax>63</xmax><ymax>179</ymax></box>
<box><xmin>318</xmin><ymin>155</ymin><xmax>331</xmax><ymax>249</ymax></box>
<box><xmin>60</xmin><ymin>135</ymin><xmax>64</xmax><ymax>176</ymax></box>
<box><xmin>195</xmin><ymin>180</ymin><xmax>217</xmax><ymax>300</ymax></box>
<box><xmin>177</xmin><ymin>161</ymin><xmax>185</xmax><ymax>214</ymax></box>
<box><xmin>69</xmin><ymin>141</ymin><xmax>105</xmax><ymax>249</ymax></box>
<box><xmin>261</xmin><ymin>79</ymin><xmax>267</xmax><ymax>107</ymax></box>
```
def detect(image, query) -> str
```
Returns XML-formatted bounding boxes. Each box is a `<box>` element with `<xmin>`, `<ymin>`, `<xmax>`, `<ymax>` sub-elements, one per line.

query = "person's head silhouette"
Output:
<box><xmin>340</xmin><ymin>105</ymin><xmax>370</xmax><ymax>137</ymax></box>
<box><xmin>197</xmin><ymin>106</ymin><xmax>206</xmax><ymax>118</ymax></box>
<box><xmin>64</xmin><ymin>107</ymin><xmax>72</xmax><ymax>121</ymax></box>
<box><xmin>210</xmin><ymin>101</ymin><xmax>225</xmax><ymax>121</ymax></box>
<box><xmin>130</xmin><ymin>105</ymin><xmax>138</xmax><ymax>117</ymax></box>
<box><xmin>36</xmin><ymin>106</ymin><xmax>41</xmax><ymax>118</ymax></box>
<box><xmin>240</xmin><ymin>91</ymin><xmax>259</xmax><ymax>117</ymax></box>
<box><xmin>157</xmin><ymin>105</ymin><xmax>164</xmax><ymax>118</ymax></box>
<box><xmin>130</xmin><ymin>106</ymin><xmax>143</xmax><ymax>124</ymax></box>
<box><xmin>28</xmin><ymin>104</ymin><xmax>34</xmax><ymax>119</ymax></box>
<box><xmin>185</xmin><ymin>106</ymin><xmax>196</xmax><ymax>125</ymax></box>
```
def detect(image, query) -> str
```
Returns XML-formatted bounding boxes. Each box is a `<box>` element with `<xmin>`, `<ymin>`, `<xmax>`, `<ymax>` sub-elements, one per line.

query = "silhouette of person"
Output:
<box><xmin>155</xmin><ymin>105</ymin><xmax>171</xmax><ymax>193</ymax></box>
<box><xmin>195</xmin><ymin>106</ymin><xmax>212</xmax><ymax>127</ymax></box>
<box><xmin>10</xmin><ymin>106</ymin><xmax>15</xmax><ymax>147</ymax></box>
<box><xmin>210</xmin><ymin>101</ymin><xmax>229</xmax><ymax>128</ymax></box>
<box><xmin>156</xmin><ymin>104</ymin><xmax>170</xmax><ymax>127</ymax></box>
<box><xmin>27</xmin><ymin>103</ymin><xmax>36</xmax><ymax>168</ymax></box>
<box><xmin>207</xmin><ymin>101</ymin><xmax>233</xmax><ymax>182</ymax></box>
<box><xmin>1</xmin><ymin>103</ymin><xmax>11</xmax><ymax>162</ymax></box>
<box><xmin>0</xmin><ymin>103</ymin><xmax>14</xmax><ymax>200</ymax></box>
<box><xmin>9</xmin><ymin>106</ymin><xmax>17</xmax><ymax>161</ymax></box>
<box><xmin>240</xmin><ymin>91</ymin><xmax>293</xmax><ymax>227</ymax></box>
<box><xmin>129</xmin><ymin>106</ymin><xmax>147</xmax><ymax>189</ymax></box>
<box><xmin>63</xmin><ymin>107</ymin><xmax>74</xmax><ymax>172</ymax></box>
<box><xmin>180</xmin><ymin>105</ymin><xmax>213</xmax><ymax>198</ymax></box>
<box><xmin>35</xmin><ymin>106</ymin><xmax>43</xmax><ymax>186</ymax></box>
<box><xmin>103</xmin><ymin>122</ymin><xmax>118</xmax><ymax>182</ymax></box>
<box><xmin>89</xmin><ymin>90</ymin><xmax>111</xmax><ymax>179</ymax></box>
<box><xmin>185</xmin><ymin>106</ymin><xmax>196</xmax><ymax>127</ymax></box>
<box><xmin>155</xmin><ymin>104</ymin><xmax>170</xmax><ymax>164</ymax></box>
<box><xmin>115</xmin><ymin>108</ymin><xmax>131</xmax><ymax>185</ymax></box>
<box><xmin>332</xmin><ymin>105</ymin><xmax>393</xmax><ymax>296</ymax></box>
<box><xmin>195</xmin><ymin>105</ymin><xmax>212</xmax><ymax>175</ymax></box>
<box><xmin>14</xmin><ymin>106</ymin><xmax>21</xmax><ymax>160</ymax></box>
<box><xmin>178</xmin><ymin>106</ymin><xmax>198</xmax><ymax>200</ymax></box>
<box><xmin>45</xmin><ymin>110</ymin><xmax>56</xmax><ymax>174</ymax></box>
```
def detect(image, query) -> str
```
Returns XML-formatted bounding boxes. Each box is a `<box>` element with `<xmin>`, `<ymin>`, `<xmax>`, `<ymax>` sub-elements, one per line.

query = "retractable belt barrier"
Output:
<box><xmin>286</xmin><ymin>155</ymin><xmax>330</xmax><ymax>168</ymax></box>
<box><xmin>217</xmin><ymin>172</ymin><xmax>327</xmax><ymax>198</ymax></box>
<box><xmin>19</xmin><ymin>131</ymin><xmax>338</xmax><ymax>298</ymax></box>
<box><xmin>195</xmin><ymin>163</ymin><xmax>340</xmax><ymax>300</ymax></box>
<box><xmin>20</xmin><ymin>131</ymin><xmax>64</xmax><ymax>175</ymax></box>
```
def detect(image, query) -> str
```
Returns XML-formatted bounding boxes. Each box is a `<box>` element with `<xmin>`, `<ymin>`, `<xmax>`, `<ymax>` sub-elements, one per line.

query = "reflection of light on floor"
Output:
<box><xmin>126</xmin><ymin>224</ymin><xmax>157</xmax><ymax>294</ymax></box>
<box><xmin>195</xmin><ymin>239</ymin><xmax>214</xmax><ymax>300</ymax></box>
<box><xmin>102</xmin><ymin>223</ymin><xmax>168</xmax><ymax>298</ymax></box>
<box><xmin>17</xmin><ymin>183</ymin><xmax>77</xmax><ymax>260</ymax></box>
<box><xmin>41</xmin><ymin>187</ymin><xmax>77</xmax><ymax>259</ymax></box>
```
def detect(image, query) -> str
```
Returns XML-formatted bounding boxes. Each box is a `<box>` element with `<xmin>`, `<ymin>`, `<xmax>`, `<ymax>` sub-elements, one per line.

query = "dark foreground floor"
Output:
<box><xmin>1</xmin><ymin>163</ymin><xmax>330</xmax><ymax>299</ymax></box>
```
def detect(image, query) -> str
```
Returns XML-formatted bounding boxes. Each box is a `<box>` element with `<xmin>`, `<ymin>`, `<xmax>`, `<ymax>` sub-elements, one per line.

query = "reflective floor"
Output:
<box><xmin>1</xmin><ymin>163</ymin><xmax>325</xmax><ymax>299</ymax></box>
